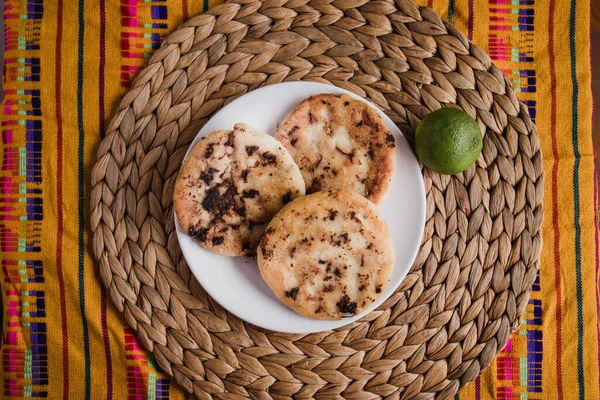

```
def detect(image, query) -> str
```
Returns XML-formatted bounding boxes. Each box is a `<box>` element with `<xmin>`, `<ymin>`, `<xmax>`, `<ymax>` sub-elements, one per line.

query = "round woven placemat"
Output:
<box><xmin>90</xmin><ymin>0</ymin><xmax>544</xmax><ymax>398</ymax></box>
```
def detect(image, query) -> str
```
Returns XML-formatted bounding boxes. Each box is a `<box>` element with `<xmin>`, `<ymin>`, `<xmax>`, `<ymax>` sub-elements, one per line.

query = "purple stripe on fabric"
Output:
<box><xmin>549</xmin><ymin>0</ymin><xmax>564</xmax><ymax>396</ymax></box>
<box><xmin>54</xmin><ymin>0</ymin><xmax>70</xmax><ymax>396</ymax></box>
<box><xmin>101</xmin><ymin>290</ymin><xmax>113</xmax><ymax>399</ymax></box>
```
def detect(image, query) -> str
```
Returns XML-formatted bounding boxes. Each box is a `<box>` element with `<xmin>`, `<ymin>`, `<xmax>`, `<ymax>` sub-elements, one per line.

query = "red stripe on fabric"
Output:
<box><xmin>183</xmin><ymin>0</ymin><xmax>189</xmax><ymax>20</ymax></box>
<box><xmin>468</xmin><ymin>0</ymin><xmax>474</xmax><ymax>40</ymax></box>
<box><xmin>549</xmin><ymin>0</ymin><xmax>564</xmax><ymax>397</ymax></box>
<box><xmin>55</xmin><ymin>0</ymin><xmax>69</xmax><ymax>397</ymax></box>
<box><xmin>475</xmin><ymin>376</ymin><xmax>480</xmax><ymax>400</ymax></box>
<box><xmin>428</xmin><ymin>0</ymin><xmax>433</xmax><ymax>8</ymax></box>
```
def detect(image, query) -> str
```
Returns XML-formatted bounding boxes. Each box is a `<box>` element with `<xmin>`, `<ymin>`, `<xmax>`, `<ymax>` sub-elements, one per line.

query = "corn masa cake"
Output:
<box><xmin>174</xmin><ymin>123</ymin><xmax>305</xmax><ymax>256</ymax></box>
<box><xmin>275</xmin><ymin>93</ymin><xmax>396</xmax><ymax>204</ymax></box>
<box><xmin>258</xmin><ymin>190</ymin><xmax>395</xmax><ymax>320</ymax></box>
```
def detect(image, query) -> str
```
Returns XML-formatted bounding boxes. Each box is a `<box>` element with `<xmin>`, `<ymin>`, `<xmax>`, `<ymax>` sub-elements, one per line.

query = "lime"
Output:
<box><xmin>414</xmin><ymin>108</ymin><xmax>482</xmax><ymax>175</ymax></box>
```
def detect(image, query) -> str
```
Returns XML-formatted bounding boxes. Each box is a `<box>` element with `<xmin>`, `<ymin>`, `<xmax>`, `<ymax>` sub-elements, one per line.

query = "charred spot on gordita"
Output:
<box><xmin>204</xmin><ymin>143</ymin><xmax>214</xmax><ymax>158</ymax></box>
<box><xmin>188</xmin><ymin>227</ymin><xmax>208</xmax><ymax>242</ymax></box>
<box><xmin>242</xmin><ymin>189</ymin><xmax>260</xmax><ymax>199</ymax></box>
<box><xmin>336</xmin><ymin>295</ymin><xmax>357</xmax><ymax>316</ymax></box>
<box><xmin>260</xmin><ymin>152</ymin><xmax>277</xmax><ymax>165</ymax></box>
<box><xmin>245</xmin><ymin>145</ymin><xmax>259</xmax><ymax>156</ymax></box>
<box><xmin>282</xmin><ymin>191</ymin><xmax>293</xmax><ymax>204</ymax></box>
<box><xmin>285</xmin><ymin>287</ymin><xmax>299</xmax><ymax>300</ymax></box>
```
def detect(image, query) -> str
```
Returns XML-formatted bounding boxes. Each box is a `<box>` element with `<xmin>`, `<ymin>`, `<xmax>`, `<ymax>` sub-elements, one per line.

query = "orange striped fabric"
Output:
<box><xmin>0</xmin><ymin>0</ymin><xmax>598</xmax><ymax>399</ymax></box>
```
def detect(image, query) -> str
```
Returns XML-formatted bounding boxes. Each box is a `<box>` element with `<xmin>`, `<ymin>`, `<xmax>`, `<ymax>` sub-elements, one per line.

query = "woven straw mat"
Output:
<box><xmin>90</xmin><ymin>0</ymin><xmax>544</xmax><ymax>398</ymax></box>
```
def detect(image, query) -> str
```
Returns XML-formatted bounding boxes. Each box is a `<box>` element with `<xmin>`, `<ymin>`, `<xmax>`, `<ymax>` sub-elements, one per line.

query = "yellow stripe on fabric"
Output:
<box><xmin>533</xmin><ymin>6</ymin><xmax>561</xmax><ymax>399</ymax></box>
<box><xmin>77</xmin><ymin>0</ymin><xmax>118</xmax><ymax>398</ymax></box>
<box><xmin>32</xmin><ymin>0</ymin><xmax>69</xmax><ymax>397</ymax></box>
<box><xmin>570</xmin><ymin>2</ymin><xmax>600</xmax><ymax>398</ymax></box>
<box><xmin>537</xmin><ymin>3</ymin><xmax>569</xmax><ymax>396</ymax></box>
<box><xmin>552</xmin><ymin>2</ymin><xmax>584</xmax><ymax>399</ymax></box>
<box><xmin>56</xmin><ymin>1</ymin><xmax>90</xmax><ymax>397</ymax></box>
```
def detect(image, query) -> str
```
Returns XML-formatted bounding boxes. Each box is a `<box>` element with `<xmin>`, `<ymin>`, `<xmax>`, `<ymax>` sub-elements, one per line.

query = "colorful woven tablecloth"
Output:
<box><xmin>1</xmin><ymin>0</ymin><xmax>598</xmax><ymax>398</ymax></box>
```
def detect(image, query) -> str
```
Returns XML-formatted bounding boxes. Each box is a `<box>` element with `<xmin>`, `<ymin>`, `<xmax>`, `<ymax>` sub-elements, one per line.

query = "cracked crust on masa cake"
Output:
<box><xmin>173</xmin><ymin>123</ymin><xmax>305</xmax><ymax>256</ymax></box>
<box><xmin>258</xmin><ymin>190</ymin><xmax>395</xmax><ymax>320</ymax></box>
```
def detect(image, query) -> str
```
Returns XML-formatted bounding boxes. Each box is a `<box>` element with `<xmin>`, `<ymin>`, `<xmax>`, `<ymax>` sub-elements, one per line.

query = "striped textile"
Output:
<box><xmin>0</xmin><ymin>0</ymin><xmax>598</xmax><ymax>399</ymax></box>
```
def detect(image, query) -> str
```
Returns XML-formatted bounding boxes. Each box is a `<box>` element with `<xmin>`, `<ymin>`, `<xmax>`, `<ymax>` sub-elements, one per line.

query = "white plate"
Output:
<box><xmin>175</xmin><ymin>82</ymin><xmax>425</xmax><ymax>333</ymax></box>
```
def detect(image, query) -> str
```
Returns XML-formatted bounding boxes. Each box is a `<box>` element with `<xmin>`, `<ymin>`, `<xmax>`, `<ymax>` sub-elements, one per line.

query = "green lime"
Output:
<box><xmin>414</xmin><ymin>108</ymin><xmax>482</xmax><ymax>175</ymax></box>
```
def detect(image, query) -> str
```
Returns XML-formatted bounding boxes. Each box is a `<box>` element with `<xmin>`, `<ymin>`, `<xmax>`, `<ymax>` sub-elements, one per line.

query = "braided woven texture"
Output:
<box><xmin>90</xmin><ymin>0</ymin><xmax>544</xmax><ymax>398</ymax></box>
